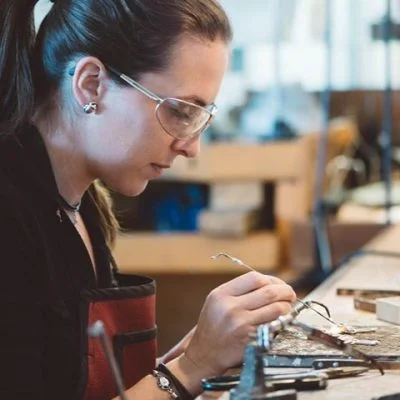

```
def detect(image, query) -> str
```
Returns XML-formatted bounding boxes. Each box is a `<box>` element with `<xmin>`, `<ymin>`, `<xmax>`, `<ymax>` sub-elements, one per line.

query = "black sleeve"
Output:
<box><xmin>0</xmin><ymin>194</ymin><xmax>46</xmax><ymax>398</ymax></box>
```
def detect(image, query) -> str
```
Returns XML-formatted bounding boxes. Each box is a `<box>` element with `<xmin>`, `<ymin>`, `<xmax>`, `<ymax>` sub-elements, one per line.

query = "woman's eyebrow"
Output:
<box><xmin>178</xmin><ymin>95</ymin><xmax>209</xmax><ymax>107</ymax></box>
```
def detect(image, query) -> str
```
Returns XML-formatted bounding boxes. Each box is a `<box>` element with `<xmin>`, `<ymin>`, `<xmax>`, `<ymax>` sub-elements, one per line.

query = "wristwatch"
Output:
<box><xmin>152</xmin><ymin>369</ymin><xmax>179</xmax><ymax>399</ymax></box>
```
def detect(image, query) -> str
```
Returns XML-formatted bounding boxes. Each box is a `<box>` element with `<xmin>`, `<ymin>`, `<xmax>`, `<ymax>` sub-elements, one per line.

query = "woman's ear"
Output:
<box><xmin>71</xmin><ymin>56</ymin><xmax>109</xmax><ymax>111</ymax></box>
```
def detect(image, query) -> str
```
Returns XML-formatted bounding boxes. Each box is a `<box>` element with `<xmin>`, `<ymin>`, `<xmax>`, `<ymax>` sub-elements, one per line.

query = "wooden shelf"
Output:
<box><xmin>114</xmin><ymin>230</ymin><xmax>279</xmax><ymax>274</ymax></box>
<box><xmin>113</xmin><ymin>119</ymin><xmax>358</xmax><ymax>275</ymax></box>
<box><xmin>160</xmin><ymin>119</ymin><xmax>357</xmax><ymax>184</ymax></box>
<box><xmin>160</xmin><ymin>142</ymin><xmax>299</xmax><ymax>182</ymax></box>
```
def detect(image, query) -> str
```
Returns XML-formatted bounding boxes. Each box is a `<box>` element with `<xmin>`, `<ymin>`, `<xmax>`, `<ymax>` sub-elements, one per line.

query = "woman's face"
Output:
<box><xmin>82</xmin><ymin>35</ymin><xmax>229</xmax><ymax>197</ymax></box>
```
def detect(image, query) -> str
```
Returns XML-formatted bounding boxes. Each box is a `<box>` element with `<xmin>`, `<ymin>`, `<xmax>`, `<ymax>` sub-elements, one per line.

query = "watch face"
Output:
<box><xmin>159</xmin><ymin>376</ymin><xmax>170</xmax><ymax>389</ymax></box>
<box><xmin>153</xmin><ymin>368</ymin><xmax>179</xmax><ymax>398</ymax></box>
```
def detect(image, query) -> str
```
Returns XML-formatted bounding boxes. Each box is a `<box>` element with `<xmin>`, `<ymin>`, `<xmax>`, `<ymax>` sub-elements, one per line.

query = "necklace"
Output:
<box><xmin>57</xmin><ymin>195</ymin><xmax>81</xmax><ymax>224</ymax></box>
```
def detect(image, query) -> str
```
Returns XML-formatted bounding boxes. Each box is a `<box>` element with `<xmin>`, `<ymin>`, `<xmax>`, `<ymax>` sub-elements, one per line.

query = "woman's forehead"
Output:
<box><xmin>139</xmin><ymin>35</ymin><xmax>229</xmax><ymax>102</ymax></box>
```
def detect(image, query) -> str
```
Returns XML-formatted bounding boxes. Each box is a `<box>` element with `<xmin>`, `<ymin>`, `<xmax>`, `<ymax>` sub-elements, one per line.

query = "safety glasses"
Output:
<box><xmin>107</xmin><ymin>66</ymin><xmax>218</xmax><ymax>140</ymax></box>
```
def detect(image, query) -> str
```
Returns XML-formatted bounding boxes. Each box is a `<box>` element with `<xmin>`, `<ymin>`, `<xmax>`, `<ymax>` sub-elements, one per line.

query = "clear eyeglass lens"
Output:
<box><xmin>157</xmin><ymin>98</ymin><xmax>212</xmax><ymax>139</ymax></box>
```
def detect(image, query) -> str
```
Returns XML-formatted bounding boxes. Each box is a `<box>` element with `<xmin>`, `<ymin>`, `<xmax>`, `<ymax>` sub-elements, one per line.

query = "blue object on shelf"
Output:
<box><xmin>154</xmin><ymin>185</ymin><xmax>207</xmax><ymax>232</ymax></box>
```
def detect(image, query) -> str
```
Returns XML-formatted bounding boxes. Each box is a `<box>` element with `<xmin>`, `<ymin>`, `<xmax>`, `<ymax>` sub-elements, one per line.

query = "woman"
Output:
<box><xmin>0</xmin><ymin>0</ymin><xmax>296</xmax><ymax>399</ymax></box>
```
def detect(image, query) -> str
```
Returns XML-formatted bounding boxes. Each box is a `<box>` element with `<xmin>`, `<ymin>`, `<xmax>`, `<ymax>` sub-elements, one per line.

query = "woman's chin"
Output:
<box><xmin>105</xmin><ymin>177</ymin><xmax>149</xmax><ymax>197</ymax></box>
<box><xmin>112</xmin><ymin>179</ymin><xmax>149</xmax><ymax>197</ymax></box>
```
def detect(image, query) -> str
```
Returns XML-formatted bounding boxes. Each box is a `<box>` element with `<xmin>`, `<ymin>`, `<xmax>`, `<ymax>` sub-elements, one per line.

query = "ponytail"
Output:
<box><xmin>0</xmin><ymin>0</ymin><xmax>39</xmax><ymax>135</ymax></box>
<box><xmin>88</xmin><ymin>181</ymin><xmax>120</xmax><ymax>250</ymax></box>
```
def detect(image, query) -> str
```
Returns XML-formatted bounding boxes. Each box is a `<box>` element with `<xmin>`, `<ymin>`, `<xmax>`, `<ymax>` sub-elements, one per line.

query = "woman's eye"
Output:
<box><xmin>169</xmin><ymin>107</ymin><xmax>190</xmax><ymax>120</ymax></box>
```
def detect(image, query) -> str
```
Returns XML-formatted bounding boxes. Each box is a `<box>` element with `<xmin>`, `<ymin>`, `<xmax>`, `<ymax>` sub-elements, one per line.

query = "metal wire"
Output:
<box><xmin>210</xmin><ymin>252</ymin><xmax>362</xmax><ymax>331</ymax></box>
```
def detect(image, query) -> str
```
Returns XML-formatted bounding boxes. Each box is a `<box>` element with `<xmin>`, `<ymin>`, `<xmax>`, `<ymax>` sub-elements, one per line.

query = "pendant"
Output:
<box><xmin>56</xmin><ymin>209</ymin><xmax>63</xmax><ymax>223</ymax></box>
<box><xmin>70</xmin><ymin>211</ymin><xmax>78</xmax><ymax>225</ymax></box>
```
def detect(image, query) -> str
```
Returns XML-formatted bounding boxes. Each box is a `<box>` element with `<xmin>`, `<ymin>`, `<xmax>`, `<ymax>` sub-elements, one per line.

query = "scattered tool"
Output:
<box><xmin>264</xmin><ymin>354</ymin><xmax>400</xmax><ymax>370</ymax></box>
<box><xmin>313</xmin><ymin>358</ymin><xmax>370</xmax><ymax>369</ymax></box>
<box><xmin>293</xmin><ymin>321</ymin><xmax>385</xmax><ymax>375</ymax></box>
<box><xmin>228</xmin><ymin>325</ymin><xmax>299</xmax><ymax>399</ymax></box>
<box><xmin>202</xmin><ymin>366</ymin><xmax>367</xmax><ymax>392</ymax></box>
<box><xmin>203</xmin><ymin>370</ymin><xmax>328</xmax><ymax>393</ymax></box>
<box><xmin>337</xmin><ymin>288</ymin><xmax>400</xmax><ymax>297</ymax></box>
<box><xmin>337</xmin><ymin>288</ymin><xmax>400</xmax><ymax>314</ymax></box>
<box><xmin>227</xmin><ymin>326</ymin><xmax>298</xmax><ymax>399</ymax></box>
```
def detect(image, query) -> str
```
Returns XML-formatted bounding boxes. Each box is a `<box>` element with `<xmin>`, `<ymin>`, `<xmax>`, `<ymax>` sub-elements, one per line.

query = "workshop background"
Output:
<box><xmin>35</xmin><ymin>0</ymin><xmax>400</xmax><ymax>354</ymax></box>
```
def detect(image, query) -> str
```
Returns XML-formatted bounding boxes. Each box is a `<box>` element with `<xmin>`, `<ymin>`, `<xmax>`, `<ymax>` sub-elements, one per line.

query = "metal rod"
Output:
<box><xmin>295</xmin><ymin>298</ymin><xmax>342</xmax><ymax>328</ymax></box>
<box><xmin>312</xmin><ymin>0</ymin><xmax>334</xmax><ymax>276</ymax></box>
<box><xmin>87</xmin><ymin>320</ymin><xmax>129</xmax><ymax>400</ymax></box>
<box><xmin>273</xmin><ymin>0</ymin><xmax>283</xmax><ymax>121</ymax></box>
<box><xmin>211</xmin><ymin>252</ymin><xmax>336</xmax><ymax>325</ymax></box>
<box><xmin>210</xmin><ymin>252</ymin><xmax>255</xmax><ymax>271</ymax></box>
<box><xmin>382</xmin><ymin>0</ymin><xmax>393</xmax><ymax>225</ymax></box>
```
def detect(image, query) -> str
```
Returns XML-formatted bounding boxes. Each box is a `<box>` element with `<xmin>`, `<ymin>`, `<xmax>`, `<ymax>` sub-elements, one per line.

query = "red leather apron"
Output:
<box><xmin>80</xmin><ymin>274</ymin><xmax>157</xmax><ymax>400</ymax></box>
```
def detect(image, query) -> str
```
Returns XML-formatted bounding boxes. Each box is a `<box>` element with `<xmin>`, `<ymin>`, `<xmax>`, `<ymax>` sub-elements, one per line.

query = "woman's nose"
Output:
<box><xmin>172</xmin><ymin>135</ymin><xmax>201</xmax><ymax>158</ymax></box>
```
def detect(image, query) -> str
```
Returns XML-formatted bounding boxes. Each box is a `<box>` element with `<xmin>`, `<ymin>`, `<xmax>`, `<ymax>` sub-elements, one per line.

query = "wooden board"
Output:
<box><xmin>208</xmin><ymin>182</ymin><xmax>264</xmax><ymax>211</ymax></box>
<box><xmin>197</xmin><ymin>209</ymin><xmax>260</xmax><ymax>237</ymax></box>
<box><xmin>162</xmin><ymin>118</ymin><xmax>357</xmax><ymax>184</ymax></box>
<box><xmin>114</xmin><ymin>230</ymin><xmax>279</xmax><ymax>274</ymax></box>
<box><xmin>160</xmin><ymin>141</ymin><xmax>299</xmax><ymax>182</ymax></box>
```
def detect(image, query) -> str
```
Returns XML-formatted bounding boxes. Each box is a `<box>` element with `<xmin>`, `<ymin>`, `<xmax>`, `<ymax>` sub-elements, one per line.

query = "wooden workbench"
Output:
<box><xmin>198</xmin><ymin>224</ymin><xmax>400</xmax><ymax>399</ymax></box>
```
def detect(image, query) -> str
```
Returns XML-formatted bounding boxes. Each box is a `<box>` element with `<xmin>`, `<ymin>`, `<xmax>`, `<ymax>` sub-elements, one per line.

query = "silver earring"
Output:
<box><xmin>83</xmin><ymin>101</ymin><xmax>98</xmax><ymax>114</ymax></box>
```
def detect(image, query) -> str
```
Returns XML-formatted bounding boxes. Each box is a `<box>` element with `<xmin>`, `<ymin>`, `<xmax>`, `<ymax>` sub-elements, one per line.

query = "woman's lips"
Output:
<box><xmin>150</xmin><ymin>163</ymin><xmax>170</xmax><ymax>177</ymax></box>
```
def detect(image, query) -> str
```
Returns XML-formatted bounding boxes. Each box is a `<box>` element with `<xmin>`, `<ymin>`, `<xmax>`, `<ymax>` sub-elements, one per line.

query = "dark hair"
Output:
<box><xmin>0</xmin><ymin>1</ymin><xmax>37</xmax><ymax>136</ymax></box>
<box><xmin>0</xmin><ymin>0</ymin><xmax>232</xmax><ymax>134</ymax></box>
<box><xmin>0</xmin><ymin>0</ymin><xmax>232</xmax><ymax>246</ymax></box>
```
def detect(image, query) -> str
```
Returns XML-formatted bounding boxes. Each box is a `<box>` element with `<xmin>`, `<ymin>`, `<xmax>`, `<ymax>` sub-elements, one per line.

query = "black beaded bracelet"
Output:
<box><xmin>152</xmin><ymin>369</ymin><xmax>179</xmax><ymax>399</ymax></box>
<box><xmin>156</xmin><ymin>363</ymin><xmax>194</xmax><ymax>400</ymax></box>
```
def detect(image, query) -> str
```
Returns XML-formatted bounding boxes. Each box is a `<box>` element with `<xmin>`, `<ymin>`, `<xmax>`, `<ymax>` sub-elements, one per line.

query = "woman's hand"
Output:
<box><xmin>183</xmin><ymin>271</ymin><xmax>296</xmax><ymax>377</ymax></box>
<box><xmin>158</xmin><ymin>326</ymin><xmax>196</xmax><ymax>364</ymax></box>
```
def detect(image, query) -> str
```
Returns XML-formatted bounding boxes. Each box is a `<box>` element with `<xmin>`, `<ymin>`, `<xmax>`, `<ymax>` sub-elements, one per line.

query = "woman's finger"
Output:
<box><xmin>237</xmin><ymin>283</ymin><xmax>296</xmax><ymax>311</ymax></box>
<box><xmin>248</xmin><ymin>300</ymin><xmax>294</xmax><ymax>326</ymax></box>
<box><xmin>217</xmin><ymin>271</ymin><xmax>287</xmax><ymax>297</ymax></box>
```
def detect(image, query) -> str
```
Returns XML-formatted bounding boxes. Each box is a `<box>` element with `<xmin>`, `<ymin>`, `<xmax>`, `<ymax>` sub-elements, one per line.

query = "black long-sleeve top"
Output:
<box><xmin>0</xmin><ymin>125</ymin><xmax>115</xmax><ymax>399</ymax></box>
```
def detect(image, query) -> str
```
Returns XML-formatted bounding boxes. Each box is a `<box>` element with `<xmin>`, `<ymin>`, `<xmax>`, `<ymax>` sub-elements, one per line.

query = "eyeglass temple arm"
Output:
<box><xmin>106</xmin><ymin>65</ymin><xmax>218</xmax><ymax>121</ymax></box>
<box><xmin>106</xmin><ymin>65</ymin><xmax>162</xmax><ymax>103</ymax></box>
